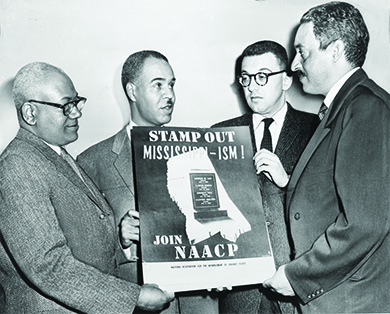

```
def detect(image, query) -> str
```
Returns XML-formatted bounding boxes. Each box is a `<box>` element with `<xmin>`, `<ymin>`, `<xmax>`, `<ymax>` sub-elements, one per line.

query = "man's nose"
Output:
<box><xmin>68</xmin><ymin>106</ymin><xmax>82</xmax><ymax>119</ymax></box>
<box><xmin>248</xmin><ymin>77</ymin><xmax>260</xmax><ymax>92</ymax></box>
<box><xmin>291</xmin><ymin>54</ymin><xmax>301</xmax><ymax>73</ymax></box>
<box><xmin>164</xmin><ymin>86</ymin><xmax>175</xmax><ymax>99</ymax></box>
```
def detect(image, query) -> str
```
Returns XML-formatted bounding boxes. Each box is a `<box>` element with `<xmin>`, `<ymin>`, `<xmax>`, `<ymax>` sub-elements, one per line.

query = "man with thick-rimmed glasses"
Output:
<box><xmin>0</xmin><ymin>61</ymin><xmax>174</xmax><ymax>313</ymax></box>
<box><xmin>212</xmin><ymin>40</ymin><xmax>319</xmax><ymax>314</ymax></box>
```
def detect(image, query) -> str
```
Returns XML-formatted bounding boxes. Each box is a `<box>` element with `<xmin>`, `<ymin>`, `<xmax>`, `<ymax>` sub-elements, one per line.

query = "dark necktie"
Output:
<box><xmin>318</xmin><ymin>102</ymin><xmax>328</xmax><ymax>120</ymax></box>
<box><xmin>260</xmin><ymin>118</ymin><xmax>274</xmax><ymax>152</ymax></box>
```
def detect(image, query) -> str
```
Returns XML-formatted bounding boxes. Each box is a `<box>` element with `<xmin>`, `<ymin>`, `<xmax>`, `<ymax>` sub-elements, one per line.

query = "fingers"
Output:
<box><xmin>121</xmin><ymin>210</ymin><xmax>140</xmax><ymax>246</ymax></box>
<box><xmin>137</xmin><ymin>284</ymin><xmax>175</xmax><ymax>312</ymax></box>
<box><xmin>207</xmin><ymin>286</ymin><xmax>233</xmax><ymax>292</ymax></box>
<box><xmin>164</xmin><ymin>290</ymin><xmax>175</xmax><ymax>301</ymax></box>
<box><xmin>253</xmin><ymin>149</ymin><xmax>277</xmax><ymax>173</ymax></box>
<box><xmin>126</xmin><ymin>209</ymin><xmax>139</xmax><ymax>219</ymax></box>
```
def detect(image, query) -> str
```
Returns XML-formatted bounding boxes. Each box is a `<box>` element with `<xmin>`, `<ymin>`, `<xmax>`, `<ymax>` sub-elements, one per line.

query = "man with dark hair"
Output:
<box><xmin>0</xmin><ymin>61</ymin><xmax>174</xmax><ymax>313</ymax></box>
<box><xmin>212</xmin><ymin>40</ymin><xmax>319</xmax><ymax>314</ymax></box>
<box><xmin>78</xmin><ymin>50</ymin><xmax>179</xmax><ymax>313</ymax></box>
<box><xmin>263</xmin><ymin>2</ymin><xmax>390</xmax><ymax>313</ymax></box>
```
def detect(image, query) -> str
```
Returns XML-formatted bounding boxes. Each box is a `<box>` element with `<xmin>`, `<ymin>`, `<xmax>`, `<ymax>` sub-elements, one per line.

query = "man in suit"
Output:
<box><xmin>0</xmin><ymin>62</ymin><xmax>174</xmax><ymax>313</ymax></box>
<box><xmin>212</xmin><ymin>40</ymin><xmax>319</xmax><ymax>314</ymax></box>
<box><xmin>263</xmin><ymin>2</ymin><xmax>390</xmax><ymax>313</ymax></box>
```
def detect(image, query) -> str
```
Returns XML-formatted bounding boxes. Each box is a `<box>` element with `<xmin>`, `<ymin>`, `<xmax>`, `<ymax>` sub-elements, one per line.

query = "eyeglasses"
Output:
<box><xmin>238</xmin><ymin>70</ymin><xmax>286</xmax><ymax>87</ymax></box>
<box><xmin>28</xmin><ymin>96</ymin><xmax>87</xmax><ymax>116</ymax></box>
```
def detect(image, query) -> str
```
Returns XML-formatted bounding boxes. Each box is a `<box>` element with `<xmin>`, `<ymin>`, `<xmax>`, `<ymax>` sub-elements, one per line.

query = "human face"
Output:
<box><xmin>131</xmin><ymin>57</ymin><xmax>176</xmax><ymax>126</ymax></box>
<box><xmin>291</xmin><ymin>22</ymin><xmax>334</xmax><ymax>96</ymax></box>
<box><xmin>32</xmin><ymin>72</ymin><xmax>82</xmax><ymax>146</ymax></box>
<box><xmin>241</xmin><ymin>53</ymin><xmax>291</xmax><ymax>118</ymax></box>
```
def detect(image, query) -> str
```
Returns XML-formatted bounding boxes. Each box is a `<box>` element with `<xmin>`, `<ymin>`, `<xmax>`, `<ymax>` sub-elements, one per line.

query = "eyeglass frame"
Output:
<box><xmin>238</xmin><ymin>70</ymin><xmax>286</xmax><ymax>87</ymax></box>
<box><xmin>27</xmin><ymin>96</ymin><xmax>87</xmax><ymax>116</ymax></box>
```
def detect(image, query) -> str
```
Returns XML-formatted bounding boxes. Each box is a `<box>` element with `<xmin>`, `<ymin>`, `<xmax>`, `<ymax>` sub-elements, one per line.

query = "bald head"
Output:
<box><xmin>13</xmin><ymin>62</ymin><xmax>68</xmax><ymax>112</ymax></box>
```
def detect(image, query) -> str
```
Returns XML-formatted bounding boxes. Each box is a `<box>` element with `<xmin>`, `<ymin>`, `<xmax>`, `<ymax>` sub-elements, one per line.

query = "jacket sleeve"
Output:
<box><xmin>0</xmin><ymin>153</ymin><xmax>141</xmax><ymax>313</ymax></box>
<box><xmin>285</xmin><ymin>92</ymin><xmax>390</xmax><ymax>303</ymax></box>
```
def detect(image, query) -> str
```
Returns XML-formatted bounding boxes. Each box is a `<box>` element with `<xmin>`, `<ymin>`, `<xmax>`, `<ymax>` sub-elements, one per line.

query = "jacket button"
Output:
<box><xmin>294</xmin><ymin>212</ymin><xmax>301</xmax><ymax>220</ymax></box>
<box><xmin>99</xmin><ymin>213</ymin><xmax>105</xmax><ymax>219</ymax></box>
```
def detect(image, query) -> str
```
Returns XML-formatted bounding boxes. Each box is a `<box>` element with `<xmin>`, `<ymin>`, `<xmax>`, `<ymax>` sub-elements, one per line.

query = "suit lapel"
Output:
<box><xmin>286</xmin><ymin>69</ymin><xmax>368</xmax><ymax>207</ymax></box>
<box><xmin>275</xmin><ymin>103</ymin><xmax>300</xmax><ymax>158</ymax></box>
<box><xmin>286</xmin><ymin>123</ymin><xmax>330</xmax><ymax>205</ymax></box>
<box><xmin>112</xmin><ymin>127</ymin><xmax>135</xmax><ymax>197</ymax></box>
<box><xmin>16</xmin><ymin>128</ymin><xmax>106</xmax><ymax>211</ymax></box>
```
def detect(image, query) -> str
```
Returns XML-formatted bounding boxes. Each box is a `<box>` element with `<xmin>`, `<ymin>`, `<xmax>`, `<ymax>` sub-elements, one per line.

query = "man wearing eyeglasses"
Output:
<box><xmin>0</xmin><ymin>62</ymin><xmax>174</xmax><ymax>313</ymax></box>
<box><xmin>212</xmin><ymin>40</ymin><xmax>319</xmax><ymax>314</ymax></box>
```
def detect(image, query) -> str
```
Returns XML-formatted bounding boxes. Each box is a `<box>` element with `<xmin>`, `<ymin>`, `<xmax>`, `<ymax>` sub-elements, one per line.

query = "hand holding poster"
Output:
<box><xmin>132</xmin><ymin>126</ymin><xmax>275</xmax><ymax>292</ymax></box>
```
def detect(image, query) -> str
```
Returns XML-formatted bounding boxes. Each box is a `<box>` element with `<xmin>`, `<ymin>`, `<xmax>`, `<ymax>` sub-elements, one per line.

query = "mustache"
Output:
<box><xmin>295</xmin><ymin>71</ymin><xmax>305</xmax><ymax>79</ymax></box>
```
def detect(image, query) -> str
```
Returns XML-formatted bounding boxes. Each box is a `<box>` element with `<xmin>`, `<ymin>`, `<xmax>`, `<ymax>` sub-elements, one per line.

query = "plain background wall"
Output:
<box><xmin>0</xmin><ymin>0</ymin><xmax>389</xmax><ymax>156</ymax></box>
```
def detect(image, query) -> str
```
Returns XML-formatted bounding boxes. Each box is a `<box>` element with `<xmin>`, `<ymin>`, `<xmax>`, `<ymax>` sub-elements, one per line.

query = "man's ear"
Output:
<box><xmin>331</xmin><ymin>39</ymin><xmax>345</xmax><ymax>63</ymax></box>
<box><xmin>282</xmin><ymin>73</ymin><xmax>293</xmax><ymax>91</ymax></box>
<box><xmin>125</xmin><ymin>82</ymin><xmax>137</xmax><ymax>102</ymax></box>
<box><xmin>21</xmin><ymin>102</ymin><xmax>37</xmax><ymax>125</ymax></box>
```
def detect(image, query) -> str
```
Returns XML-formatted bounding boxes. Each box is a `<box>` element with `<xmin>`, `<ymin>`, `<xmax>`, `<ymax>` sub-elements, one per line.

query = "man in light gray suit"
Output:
<box><xmin>0</xmin><ymin>62</ymin><xmax>174</xmax><ymax>313</ymax></box>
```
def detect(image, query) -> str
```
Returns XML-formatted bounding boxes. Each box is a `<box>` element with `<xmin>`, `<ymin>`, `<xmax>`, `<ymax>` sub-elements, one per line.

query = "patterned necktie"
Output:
<box><xmin>60</xmin><ymin>147</ymin><xmax>84</xmax><ymax>179</ymax></box>
<box><xmin>260</xmin><ymin>118</ymin><xmax>274</xmax><ymax>152</ymax></box>
<box><xmin>318</xmin><ymin>102</ymin><xmax>328</xmax><ymax>120</ymax></box>
<box><xmin>60</xmin><ymin>147</ymin><xmax>98</xmax><ymax>199</ymax></box>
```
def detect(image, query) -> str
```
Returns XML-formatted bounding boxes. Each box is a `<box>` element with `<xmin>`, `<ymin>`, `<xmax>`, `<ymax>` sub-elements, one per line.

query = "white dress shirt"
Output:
<box><xmin>253</xmin><ymin>102</ymin><xmax>288</xmax><ymax>153</ymax></box>
<box><xmin>323</xmin><ymin>67</ymin><xmax>359</xmax><ymax>109</ymax></box>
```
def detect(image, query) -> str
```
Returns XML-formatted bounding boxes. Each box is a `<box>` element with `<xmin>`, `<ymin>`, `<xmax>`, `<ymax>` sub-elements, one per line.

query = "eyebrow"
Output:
<box><xmin>58</xmin><ymin>94</ymin><xmax>78</xmax><ymax>102</ymax></box>
<box><xmin>150</xmin><ymin>77</ymin><xmax>176</xmax><ymax>83</ymax></box>
<box><xmin>242</xmin><ymin>68</ymin><xmax>272</xmax><ymax>73</ymax></box>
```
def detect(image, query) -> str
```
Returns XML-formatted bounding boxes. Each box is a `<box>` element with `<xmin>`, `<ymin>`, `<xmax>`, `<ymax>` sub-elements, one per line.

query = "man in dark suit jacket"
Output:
<box><xmin>0</xmin><ymin>62</ymin><xmax>174</xmax><ymax>313</ymax></box>
<box><xmin>263</xmin><ymin>2</ymin><xmax>390</xmax><ymax>313</ymax></box>
<box><xmin>212</xmin><ymin>40</ymin><xmax>319</xmax><ymax>314</ymax></box>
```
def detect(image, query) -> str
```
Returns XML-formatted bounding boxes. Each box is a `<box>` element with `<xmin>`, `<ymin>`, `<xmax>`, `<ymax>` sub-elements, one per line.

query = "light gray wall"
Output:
<box><xmin>0</xmin><ymin>0</ymin><xmax>389</xmax><ymax>156</ymax></box>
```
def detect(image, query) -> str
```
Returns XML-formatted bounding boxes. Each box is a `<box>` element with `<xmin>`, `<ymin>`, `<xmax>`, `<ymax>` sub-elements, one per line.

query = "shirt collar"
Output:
<box><xmin>323</xmin><ymin>67</ymin><xmax>359</xmax><ymax>108</ymax></box>
<box><xmin>43</xmin><ymin>141</ymin><xmax>61</xmax><ymax>155</ymax></box>
<box><xmin>126</xmin><ymin>120</ymin><xmax>138</xmax><ymax>138</ymax></box>
<box><xmin>252</xmin><ymin>102</ymin><xmax>288</xmax><ymax>131</ymax></box>
<box><xmin>126</xmin><ymin>120</ymin><xmax>165</xmax><ymax>138</ymax></box>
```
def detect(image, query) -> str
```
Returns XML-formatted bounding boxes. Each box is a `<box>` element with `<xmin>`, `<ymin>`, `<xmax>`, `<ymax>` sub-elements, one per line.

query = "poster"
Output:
<box><xmin>132</xmin><ymin>126</ymin><xmax>275</xmax><ymax>292</ymax></box>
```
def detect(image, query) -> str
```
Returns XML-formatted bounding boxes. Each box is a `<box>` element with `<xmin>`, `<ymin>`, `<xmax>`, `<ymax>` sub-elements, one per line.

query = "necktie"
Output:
<box><xmin>60</xmin><ymin>147</ymin><xmax>84</xmax><ymax>180</ymax></box>
<box><xmin>318</xmin><ymin>102</ymin><xmax>328</xmax><ymax>120</ymax></box>
<box><xmin>260</xmin><ymin>118</ymin><xmax>274</xmax><ymax>152</ymax></box>
<box><xmin>61</xmin><ymin>147</ymin><xmax>99</xmax><ymax>199</ymax></box>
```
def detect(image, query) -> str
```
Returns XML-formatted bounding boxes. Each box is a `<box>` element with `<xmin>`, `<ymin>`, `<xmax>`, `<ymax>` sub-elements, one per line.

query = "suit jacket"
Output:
<box><xmin>78</xmin><ymin>128</ymin><xmax>180</xmax><ymax>314</ymax></box>
<box><xmin>0</xmin><ymin>128</ymin><xmax>140</xmax><ymax>314</ymax></box>
<box><xmin>285</xmin><ymin>69</ymin><xmax>390</xmax><ymax>313</ymax></box>
<box><xmin>213</xmin><ymin>103</ymin><xmax>319</xmax><ymax>314</ymax></box>
<box><xmin>78</xmin><ymin>127</ymin><xmax>139</xmax><ymax>283</ymax></box>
